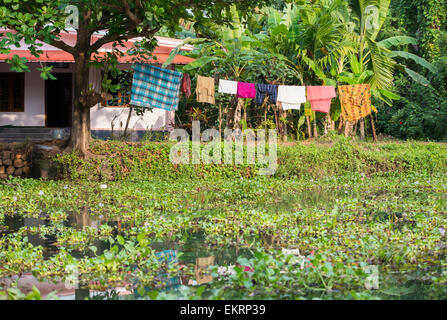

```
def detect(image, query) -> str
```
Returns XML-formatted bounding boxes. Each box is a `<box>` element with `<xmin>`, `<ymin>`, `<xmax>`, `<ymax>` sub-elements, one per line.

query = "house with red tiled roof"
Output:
<box><xmin>0</xmin><ymin>30</ymin><xmax>194</xmax><ymax>141</ymax></box>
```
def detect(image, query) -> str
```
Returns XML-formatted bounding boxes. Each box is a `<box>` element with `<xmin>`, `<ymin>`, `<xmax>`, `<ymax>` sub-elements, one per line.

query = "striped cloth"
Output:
<box><xmin>255</xmin><ymin>84</ymin><xmax>278</xmax><ymax>105</ymax></box>
<box><xmin>130</xmin><ymin>63</ymin><xmax>182</xmax><ymax>111</ymax></box>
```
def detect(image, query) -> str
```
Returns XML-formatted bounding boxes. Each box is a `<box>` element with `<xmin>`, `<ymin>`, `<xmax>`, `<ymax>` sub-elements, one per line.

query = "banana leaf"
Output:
<box><xmin>388</xmin><ymin>51</ymin><xmax>436</xmax><ymax>73</ymax></box>
<box><xmin>378</xmin><ymin>36</ymin><xmax>418</xmax><ymax>48</ymax></box>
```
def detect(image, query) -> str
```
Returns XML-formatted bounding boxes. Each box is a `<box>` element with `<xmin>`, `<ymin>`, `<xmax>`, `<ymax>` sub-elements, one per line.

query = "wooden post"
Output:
<box><xmin>281</xmin><ymin>110</ymin><xmax>288</xmax><ymax>142</ymax></box>
<box><xmin>218</xmin><ymin>104</ymin><xmax>222</xmax><ymax>139</ymax></box>
<box><xmin>243</xmin><ymin>100</ymin><xmax>248</xmax><ymax>124</ymax></box>
<box><xmin>274</xmin><ymin>105</ymin><xmax>279</xmax><ymax>133</ymax></box>
<box><xmin>370</xmin><ymin>114</ymin><xmax>377</xmax><ymax>142</ymax></box>
<box><xmin>313</xmin><ymin>116</ymin><xmax>318</xmax><ymax>138</ymax></box>
<box><xmin>306</xmin><ymin>116</ymin><xmax>312</xmax><ymax>138</ymax></box>
<box><xmin>264</xmin><ymin>107</ymin><xmax>267</xmax><ymax>129</ymax></box>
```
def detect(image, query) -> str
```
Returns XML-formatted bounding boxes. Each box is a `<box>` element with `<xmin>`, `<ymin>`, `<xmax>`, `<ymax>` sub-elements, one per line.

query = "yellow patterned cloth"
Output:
<box><xmin>338</xmin><ymin>84</ymin><xmax>372</xmax><ymax>122</ymax></box>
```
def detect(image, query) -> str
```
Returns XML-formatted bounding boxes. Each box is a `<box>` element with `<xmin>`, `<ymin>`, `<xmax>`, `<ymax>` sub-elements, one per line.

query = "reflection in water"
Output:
<box><xmin>2</xmin><ymin>215</ymin><xmax>58</xmax><ymax>259</ymax></box>
<box><xmin>195</xmin><ymin>256</ymin><xmax>215</xmax><ymax>285</ymax></box>
<box><xmin>1</xmin><ymin>208</ymin><xmax>256</xmax><ymax>300</ymax></box>
<box><xmin>67</xmin><ymin>206</ymin><xmax>121</xmax><ymax>231</ymax></box>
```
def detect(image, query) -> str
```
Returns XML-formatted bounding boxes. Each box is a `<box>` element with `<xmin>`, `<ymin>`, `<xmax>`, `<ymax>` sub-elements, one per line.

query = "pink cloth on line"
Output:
<box><xmin>307</xmin><ymin>86</ymin><xmax>336</xmax><ymax>113</ymax></box>
<box><xmin>237</xmin><ymin>82</ymin><xmax>256</xmax><ymax>99</ymax></box>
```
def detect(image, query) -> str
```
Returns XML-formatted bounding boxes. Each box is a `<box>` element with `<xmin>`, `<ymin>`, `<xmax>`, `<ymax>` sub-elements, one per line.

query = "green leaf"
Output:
<box><xmin>117</xmin><ymin>235</ymin><xmax>125</xmax><ymax>245</ymax></box>
<box><xmin>404</xmin><ymin>67</ymin><xmax>431</xmax><ymax>86</ymax></box>
<box><xmin>137</xmin><ymin>286</ymin><xmax>146</xmax><ymax>297</ymax></box>
<box><xmin>148</xmin><ymin>290</ymin><xmax>159</xmax><ymax>300</ymax></box>
<box><xmin>377</xmin><ymin>88</ymin><xmax>400</xmax><ymax>101</ymax></box>
<box><xmin>183</xmin><ymin>56</ymin><xmax>220</xmax><ymax>72</ymax></box>
<box><xmin>196</xmin><ymin>285</ymin><xmax>206</xmax><ymax>297</ymax></box>
<box><xmin>366</xmin><ymin>38</ymin><xmax>395</xmax><ymax>91</ymax></box>
<box><xmin>137</xmin><ymin>233</ymin><xmax>145</xmax><ymax>244</ymax></box>
<box><xmin>378</xmin><ymin>36</ymin><xmax>418</xmax><ymax>49</ymax></box>
<box><xmin>388</xmin><ymin>51</ymin><xmax>436</xmax><ymax>73</ymax></box>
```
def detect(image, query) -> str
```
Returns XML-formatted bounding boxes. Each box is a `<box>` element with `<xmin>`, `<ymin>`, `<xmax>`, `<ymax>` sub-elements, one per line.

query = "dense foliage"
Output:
<box><xmin>375</xmin><ymin>0</ymin><xmax>447</xmax><ymax>140</ymax></box>
<box><xmin>166</xmin><ymin>0</ymin><xmax>446</xmax><ymax>141</ymax></box>
<box><xmin>49</xmin><ymin>137</ymin><xmax>447</xmax><ymax>181</ymax></box>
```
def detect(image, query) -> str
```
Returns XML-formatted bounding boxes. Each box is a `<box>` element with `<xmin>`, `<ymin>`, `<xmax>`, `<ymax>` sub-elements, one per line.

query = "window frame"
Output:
<box><xmin>0</xmin><ymin>72</ymin><xmax>25</xmax><ymax>113</ymax></box>
<box><xmin>102</xmin><ymin>70</ymin><xmax>132</xmax><ymax>108</ymax></box>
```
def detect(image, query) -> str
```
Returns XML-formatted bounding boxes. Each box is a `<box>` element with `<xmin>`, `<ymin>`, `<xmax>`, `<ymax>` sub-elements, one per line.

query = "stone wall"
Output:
<box><xmin>0</xmin><ymin>148</ymin><xmax>31</xmax><ymax>179</ymax></box>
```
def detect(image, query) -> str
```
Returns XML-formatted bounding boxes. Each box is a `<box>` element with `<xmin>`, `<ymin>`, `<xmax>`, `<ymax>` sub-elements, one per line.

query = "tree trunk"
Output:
<box><xmin>123</xmin><ymin>105</ymin><xmax>134</xmax><ymax>140</ymax></box>
<box><xmin>273</xmin><ymin>105</ymin><xmax>279</xmax><ymax>132</ymax></box>
<box><xmin>337</xmin><ymin>117</ymin><xmax>344</xmax><ymax>134</ymax></box>
<box><xmin>344</xmin><ymin>121</ymin><xmax>354</xmax><ymax>137</ymax></box>
<box><xmin>306</xmin><ymin>116</ymin><xmax>312</xmax><ymax>139</ymax></box>
<box><xmin>226</xmin><ymin>97</ymin><xmax>237</xmax><ymax>129</ymax></box>
<box><xmin>359</xmin><ymin>118</ymin><xmax>365</xmax><ymax>140</ymax></box>
<box><xmin>324</xmin><ymin>113</ymin><xmax>331</xmax><ymax>136</ymax></box>
<box><xmin>66</xmin><ymin>54</ymin><xmax>91</xmax><ymax>156</ymax></box>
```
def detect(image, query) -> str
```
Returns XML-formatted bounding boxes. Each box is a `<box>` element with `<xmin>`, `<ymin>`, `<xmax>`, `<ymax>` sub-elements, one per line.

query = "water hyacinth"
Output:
<box><xmin>1</xmin><ymin>140</ymin><xmax>447</xmax><ymax>300</ymax></box>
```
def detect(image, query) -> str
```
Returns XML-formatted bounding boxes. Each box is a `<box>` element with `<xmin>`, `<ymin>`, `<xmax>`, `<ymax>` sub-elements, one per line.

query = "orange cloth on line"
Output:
<box><xmin>306</xmin><ymin>86</ymin><xmax>336</xmax><ymax>113</ymax></box>
<box><xmin>338</xmin><ymin>84</ymin><xmax>372</xmax><ymax>122</ymax></box>
<box><xmin>196</xmin><ymin>75</ymin><xmax>215</xmax><ymax>104</ymax></box>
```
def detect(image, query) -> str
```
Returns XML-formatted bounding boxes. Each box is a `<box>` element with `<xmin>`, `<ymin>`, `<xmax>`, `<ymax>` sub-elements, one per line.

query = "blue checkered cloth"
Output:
<box><xmin>130</xmin><ymin>63</ymin><xmax>182</xmax><ymax>111</ymax></box>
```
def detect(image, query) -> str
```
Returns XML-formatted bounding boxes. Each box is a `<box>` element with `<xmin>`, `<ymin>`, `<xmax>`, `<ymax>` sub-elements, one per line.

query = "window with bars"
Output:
<box><xmin>0</xmin><ymin>73</ymin><xmax>25</xmax><ymax>112</ymax></box>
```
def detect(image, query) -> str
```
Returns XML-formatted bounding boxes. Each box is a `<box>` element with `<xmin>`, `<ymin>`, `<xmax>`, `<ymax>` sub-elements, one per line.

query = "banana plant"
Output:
<box><xmin>346</xmin><ymin>0</ymin><xmax>396</xmax><ymax>104</ymax></box>
<box><xmin>378</xmin><ymin>36</ymin><xmax>437</xmax><ymax>86</ymax></box>
<box><xmin>348</xmin><ymin>0</ymin><xmax>436</xmax><ymax>104</ymax></box>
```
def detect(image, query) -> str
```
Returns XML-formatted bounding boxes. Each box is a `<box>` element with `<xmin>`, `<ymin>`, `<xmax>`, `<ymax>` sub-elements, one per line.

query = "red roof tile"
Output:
<box><xmin>0</xmin><ymin>50</ymin><xmax>195</xmax><ymax>65</ymax></box>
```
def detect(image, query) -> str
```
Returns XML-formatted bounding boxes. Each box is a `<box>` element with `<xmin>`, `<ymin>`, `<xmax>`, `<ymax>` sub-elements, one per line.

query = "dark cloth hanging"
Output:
<box><xmin>255</xmin><ymin>84</ymin><xmax>278</xmax><ymax>105</ymax></box>
<box><xmin>181</xmin><ymin>73</ymin><xmax>191</xmax><ymax>98</ymax></box>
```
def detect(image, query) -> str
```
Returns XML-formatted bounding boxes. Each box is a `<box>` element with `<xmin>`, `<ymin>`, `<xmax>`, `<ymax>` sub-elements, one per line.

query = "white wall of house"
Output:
<box><xmin>90</xmin><ymin>104</ymin><xmax>172</xmax><ymax>131</ymax></box>
<box><xmin>0</xmin><ymin>63</ymin><xmax>75</xmax><ymax>127</ymax></box>
<box><xmin>0</xmin><ymin>63</ymin><xmax>46</xmax><ymax>126</ymax></box>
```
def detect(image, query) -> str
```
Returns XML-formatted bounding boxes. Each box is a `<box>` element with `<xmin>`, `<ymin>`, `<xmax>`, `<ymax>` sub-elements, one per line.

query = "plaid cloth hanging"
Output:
<box><xmin>130</xmin><ymin>63</ymin><xmax>182</xmax><ymax>111</ymax></box>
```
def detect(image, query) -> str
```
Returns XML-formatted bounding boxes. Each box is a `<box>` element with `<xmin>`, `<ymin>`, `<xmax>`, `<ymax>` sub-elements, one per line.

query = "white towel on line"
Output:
<box><xmin>218</xmin><ymin>79</ymin><xmax>238</xmax><ymax>95</ymax></box>
<box><xmin>277</xmin><ymin>86</ymin><xmax>306</xmax><ymax>110</ymax></box>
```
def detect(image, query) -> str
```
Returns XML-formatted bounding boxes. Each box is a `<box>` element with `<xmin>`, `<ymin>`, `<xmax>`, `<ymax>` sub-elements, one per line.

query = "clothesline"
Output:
<box><xmin>129</xmin><ymin>63</ymin><xmax>373</xmax><ymax>122</ymax></box>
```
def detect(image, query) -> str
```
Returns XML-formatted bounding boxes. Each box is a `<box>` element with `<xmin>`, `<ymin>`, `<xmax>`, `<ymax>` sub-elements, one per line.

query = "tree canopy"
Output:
<box><xmin>0</xmin><ymin>0</ymin><xmax>273</xmax><ymax>155</ymax></box>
